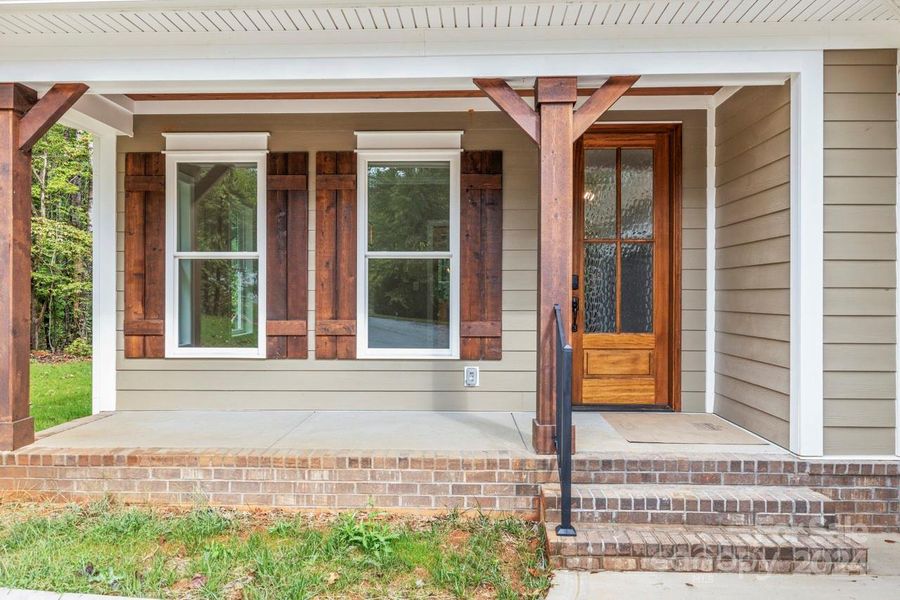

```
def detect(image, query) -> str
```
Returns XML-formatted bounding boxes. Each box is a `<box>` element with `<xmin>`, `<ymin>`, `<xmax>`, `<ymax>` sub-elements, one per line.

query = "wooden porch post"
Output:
<box><xmin>532</xmin><ymin>77</ymin><xmax>578</xmax><ymax>454</ymax></box>
<box><xmin>0</xmin><ymin>82</ymin><xmax>87</xmax><ymax>451</ymax></box>
<box><xmin>475</xmin><ymin>75</ymin><xmax>638</xmax><ymax>454</ymax></box>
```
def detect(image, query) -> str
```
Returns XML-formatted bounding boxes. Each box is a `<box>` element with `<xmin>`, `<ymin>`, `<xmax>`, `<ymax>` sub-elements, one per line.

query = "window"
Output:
<box><xmin>164</xmin><ymin>137</ymin><xmax>267</xmax><ymax>358</ymax></box>
<box><xmin>357</xmin><ymin>149</ymin><xmax>460</xmax><ymax>358</ymax></box>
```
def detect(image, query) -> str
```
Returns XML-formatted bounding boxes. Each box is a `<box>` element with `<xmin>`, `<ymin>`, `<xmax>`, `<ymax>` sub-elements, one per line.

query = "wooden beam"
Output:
<box><xmin>0</xmin><ymin>83</ymin><xmax>36</xmax><ymax>450</ymax></box>
<box><xmin>192</xmin><ymin>163</ymin><xmax>231</xmax><ymax>200</ymax></box>
<box><xmin>18</xmin><ymin>83</ymin><xmax>88</xmax><ymax>153</ymax></box>
<box><xmin>532</xmin><ymin>76</ymin><xmax>578</xmax><ymax>454</ymax></box>
<box><xmin>473</xmin><ymin>78</ymin><xmax>539</xmax><ymax>144</ymax></box>
<box><xmin>572</xmin><ymin>76</ymin><xmax>640</xmax><ymax>141</ymax></box>
<box><xmin>124</xmin><ymin>86</ymin><xmax>720</xmax><ymax>102</ymax></box>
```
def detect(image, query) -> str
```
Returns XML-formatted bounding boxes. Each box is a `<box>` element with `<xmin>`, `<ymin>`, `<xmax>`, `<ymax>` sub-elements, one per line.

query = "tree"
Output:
<box><xmin>30</xmin><ymin>124</ymin><xmax>93</xmax><ymax>353</ymax></box>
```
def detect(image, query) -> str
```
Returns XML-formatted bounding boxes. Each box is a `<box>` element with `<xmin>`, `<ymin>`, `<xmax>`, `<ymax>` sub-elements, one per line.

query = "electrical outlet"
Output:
<box><xmin>464</xmin><ymin>366</ymin><xmax>480</xmax><ymax>387</ymax></box>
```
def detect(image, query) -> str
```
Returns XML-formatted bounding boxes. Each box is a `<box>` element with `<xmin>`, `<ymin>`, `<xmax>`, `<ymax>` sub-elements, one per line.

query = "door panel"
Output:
<box><xmin>584</xmin><ymin>350</ymin><xmax>653</xmax><ymax>376</ymax></box>
<box><xmin>573</xmin><ymin>127</ymin><xmax>678</xmax><ymax>408</ymax></box>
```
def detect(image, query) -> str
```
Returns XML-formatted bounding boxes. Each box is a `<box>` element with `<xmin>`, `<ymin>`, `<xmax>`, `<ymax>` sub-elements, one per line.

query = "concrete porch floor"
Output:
<box><xmin>29</xmin><ymin>410</ymin><xmax>787</xmax><ymax>456</ymax></box>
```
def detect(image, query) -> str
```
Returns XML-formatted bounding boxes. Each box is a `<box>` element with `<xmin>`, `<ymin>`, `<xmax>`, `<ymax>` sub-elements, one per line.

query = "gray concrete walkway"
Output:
<box><xmin>30</xmin><ymin>410</ymin><xmax>785</xmax><ymax>455</ymax></box>
<box><xmin>547</xmin><ymin>532</ymin><xmax>900</xmax><ymax>599</ymax></box>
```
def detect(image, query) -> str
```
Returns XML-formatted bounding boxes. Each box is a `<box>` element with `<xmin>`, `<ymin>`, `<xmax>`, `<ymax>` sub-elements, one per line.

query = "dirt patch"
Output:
<box><xmin>30</xmin><ymin>351</ymin><xmax>90</xmax><ymax>364</ymax></box>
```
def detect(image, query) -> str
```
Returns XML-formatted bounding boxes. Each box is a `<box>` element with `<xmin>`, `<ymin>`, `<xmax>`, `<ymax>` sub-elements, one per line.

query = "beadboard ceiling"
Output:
<box><xmin>0</xmin><ymin>0</ymin><xmax>895</xmax><ymax>35</ymax></box>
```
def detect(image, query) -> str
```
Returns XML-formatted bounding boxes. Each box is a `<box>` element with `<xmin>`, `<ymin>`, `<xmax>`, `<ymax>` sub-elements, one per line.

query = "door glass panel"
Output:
<box><xmin>621</xmin><ymin>243</ymin><xmax>653</xmax><ymax>332</ymax></box>
<box><xmin>621</xmin><ymin>148</ymin><xmax>654</xmax><ymax>239</ymax></box>
<box><xmin>583</xmin><ymin>149</ymin><xmax>616</xmax><ymax>239</ymax></box>
<box><xmin>584</xmin><ymin>243</ymin><xmax>616</xmax><ymax>333</ymax></box>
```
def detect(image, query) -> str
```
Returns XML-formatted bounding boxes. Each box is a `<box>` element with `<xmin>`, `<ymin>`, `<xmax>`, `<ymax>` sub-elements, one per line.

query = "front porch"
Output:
<box><xmin>27</xmin><ymin>410</ymin><xmax>784</xmax><ymax>455</ymax></box>
<box><xmin>2</xmin><ymin>409</ymin><xmax>894</xmax><ymax>574</ymax></box>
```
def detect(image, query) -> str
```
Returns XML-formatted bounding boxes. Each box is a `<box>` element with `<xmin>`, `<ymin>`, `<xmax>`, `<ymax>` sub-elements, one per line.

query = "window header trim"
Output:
<box><xmin>163</xmin><ymin>132</ymin><xmax>270</xmax><ymax>152</ymax></box>
<box><xmin>354</xmin><ymin>130</ymin><xmax>463</xmax><ymax>151</ymax></box>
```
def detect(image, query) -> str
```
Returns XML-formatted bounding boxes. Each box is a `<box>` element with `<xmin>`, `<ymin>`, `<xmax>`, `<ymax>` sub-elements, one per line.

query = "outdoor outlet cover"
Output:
<box><xmin>464</xmin><ymin>367</ymin><xmax>480</xmax><ymax>387</ymax></box>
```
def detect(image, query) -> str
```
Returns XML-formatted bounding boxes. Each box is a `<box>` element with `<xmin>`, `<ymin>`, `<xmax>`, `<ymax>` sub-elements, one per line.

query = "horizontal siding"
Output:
<box><xmin>823</xmin><ymin>49</ymin><xmax>897</xmax><ymax>456</ymax></box>
<box><xmin>116</xmin><ymin>109</ymin><xmax>707</xmax><ymax>411</ymax></box>
<box><xmin>714</xmin><ymin>83</ymin><xmax>791</xmax><ymax>448</ymax></box>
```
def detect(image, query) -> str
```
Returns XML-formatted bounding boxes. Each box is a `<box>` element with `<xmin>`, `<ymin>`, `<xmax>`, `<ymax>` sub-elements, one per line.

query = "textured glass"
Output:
<box><xmin>367</xmin><ymin>161</ymin><xmax>450</xmax><ymax>252</ymax></box>
<box><xmin>177</xmin><ymin>259</ymin><xmax>259</xmax><ymax>348</ymax></box>
<box><xmin>583</xmin><ymin>149</ymin><xmax>616</xmax><ymax>239</ymax></box>
<box><xmin>176</xmin><ymin>163</ymin><xmax>257</xmax><ymax>252</ymax></box>
<box><xmin>621</xmin><ymin>243</ymin><xmax>653</xmax><ymax>333</ymax></box>
<box><xmin>368</xmin><ymin>258</ymin><xmax>451</xmax><ymax>349</ymax></box>
<box><xmin>584</xmin><ymin>243</ymin><xmax>616</xmax><ymax>333</ymax></box>
<box><xmin>621</xmin><ymin>148</ymin><xmax>654</xmax><ymax>239</ymax></box>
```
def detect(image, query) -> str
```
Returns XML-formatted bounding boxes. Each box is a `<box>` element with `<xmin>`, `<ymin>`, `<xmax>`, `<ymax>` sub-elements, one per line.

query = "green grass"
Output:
<box><xmin>0</xmin><ymin>502</ymin><xmax>551</xmax><ymax>599</ymax></box>
<box><xmin>29</xmin><ymin>360</ymin><xmax>92</xmax><ymax>431</ymax></box>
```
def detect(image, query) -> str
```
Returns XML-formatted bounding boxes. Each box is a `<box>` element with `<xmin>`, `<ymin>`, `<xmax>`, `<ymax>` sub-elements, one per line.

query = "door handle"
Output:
<box><xmin>572</xmin><ymin>297</ymin><xmax>579</xmax><ymax>333</ymax></box>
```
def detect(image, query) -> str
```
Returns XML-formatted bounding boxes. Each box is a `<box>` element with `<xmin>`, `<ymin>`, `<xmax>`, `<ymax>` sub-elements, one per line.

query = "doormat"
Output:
<box><xmin>602</xmin><ymin>413</ymin><xmax>767</xmax><ymax>444</ymax></box>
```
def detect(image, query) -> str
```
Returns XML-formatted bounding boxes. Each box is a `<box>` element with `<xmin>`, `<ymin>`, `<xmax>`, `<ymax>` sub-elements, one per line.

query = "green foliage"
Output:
<box><xmin>331</xmin><ymin>512</ymin><xmax>400</xmax><ymax>568</ymax></box>
<box><xmin>29</xmin><ymin>360</ymin><xmax>92</xmax><ymax>431</ymax></box>
<box><xmin>30</xmin><ymin>124</ymin><xmax>94</xmax><ymax>354</ymax></box>
<box><xmin>64</xmin><ymin>338</ymin><xmax>92</xmax><ymax>357</ymax></box>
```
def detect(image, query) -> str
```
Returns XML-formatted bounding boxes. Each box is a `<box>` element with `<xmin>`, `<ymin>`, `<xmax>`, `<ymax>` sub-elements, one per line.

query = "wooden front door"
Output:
<box><xmin>573</xmin><ymin>125</ymin><xmax>680</xmax><ymax>408</ymax></box>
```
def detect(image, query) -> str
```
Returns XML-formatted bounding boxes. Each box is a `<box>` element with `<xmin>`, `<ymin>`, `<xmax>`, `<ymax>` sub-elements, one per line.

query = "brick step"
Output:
<box><xmin>541</xmin><ymin>483</ymin><xmax>835</xmax><ymax>527</ymax></box>
<box><xmin>545</xmin><ymin>523</ymin><xmax>868</xmax><ymax>574</ymax></box>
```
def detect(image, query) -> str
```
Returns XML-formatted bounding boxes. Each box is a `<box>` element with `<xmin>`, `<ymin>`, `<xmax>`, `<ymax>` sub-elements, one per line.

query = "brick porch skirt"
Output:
<box><xmin>0</xmin><ymin>448</ymin><xmax>897</xmax><ymax>531</ymax></box>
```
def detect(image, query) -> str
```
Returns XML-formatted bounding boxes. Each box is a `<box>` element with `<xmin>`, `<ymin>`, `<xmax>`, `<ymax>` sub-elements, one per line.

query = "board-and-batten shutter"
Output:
<box><xmin>315</xmin><ymin>151</ymin><xmax>357</xmax><ymax>359</ymax></box>
<box><xmin>123</xmin><ymin>152</ymin><xmax>166</xmax><ymax>358</ymax></box>
<box><xmin>266</xmin><ymin>152</ymin><xmax>310</xmax><ymax>359</ymax></box>
<box><xmin>460</xmin><ymin>150</ymin><xmax>503</xmax><ymax>360</ymax></box>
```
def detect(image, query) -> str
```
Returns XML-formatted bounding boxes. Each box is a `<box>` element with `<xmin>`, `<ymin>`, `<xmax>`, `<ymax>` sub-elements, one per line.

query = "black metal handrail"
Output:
<box><xmin>553</xmin><ymin>303</ymin><xmax>576</xmax><ymax>537</ymax></box>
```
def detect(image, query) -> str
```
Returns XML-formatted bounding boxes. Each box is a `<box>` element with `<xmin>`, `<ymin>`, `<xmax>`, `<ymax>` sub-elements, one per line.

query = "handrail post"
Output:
<box><xmin>553</xmin><ymin>304</ymin><xmax>576</xmax><ymax>537</ymax></box>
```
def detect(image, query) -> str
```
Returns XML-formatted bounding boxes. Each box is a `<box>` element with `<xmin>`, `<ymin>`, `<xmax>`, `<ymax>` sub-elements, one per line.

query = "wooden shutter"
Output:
<box><xmin>266</xmin><ymin>152</ymin><xmax>309</xmax><ymax>359</ymax></box>
<box><xmin>123</xmin><ymin>152</ymin><xmax>165</xmax><ymax>358</ymax></box>
<box><xmin>460</xmin><ymin>150</ymin><xmax>503</xmax><ymax>360</ymax></box>
<box><xmin>315</xmin><ymin>151</ymin><xmax>357</xmax><ymax>359</ymax></box>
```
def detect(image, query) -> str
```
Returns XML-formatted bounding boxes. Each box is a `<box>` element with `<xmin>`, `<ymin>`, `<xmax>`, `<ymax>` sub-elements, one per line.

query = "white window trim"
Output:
<box><xmin>356</xmin><ymin>150</ymin><xmax>461</xmax><ymax>360</ymax></box>
<box><xmin>164</xmin><ymin>149</ymin><xmax>268</xmax><ymax>359</ymax></box>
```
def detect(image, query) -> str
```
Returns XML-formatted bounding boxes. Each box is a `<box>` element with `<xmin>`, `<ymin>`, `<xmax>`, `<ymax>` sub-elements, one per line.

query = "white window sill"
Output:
<box><xmin>357</xmin><ymin>350</ymin><xmax>459</xmax><ymax>360</ymax></box>
<box><xmin>165</xmin><ymin>349</ymin><xmax>267</xmax><ymax>359</ymax></box>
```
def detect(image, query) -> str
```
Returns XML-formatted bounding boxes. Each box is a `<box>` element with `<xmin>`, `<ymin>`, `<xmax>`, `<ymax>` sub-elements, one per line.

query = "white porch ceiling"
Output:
<box><xmin>0</xmin><ymin>0</ymin><xmax>895</xmax><ymax>35</ymax></box>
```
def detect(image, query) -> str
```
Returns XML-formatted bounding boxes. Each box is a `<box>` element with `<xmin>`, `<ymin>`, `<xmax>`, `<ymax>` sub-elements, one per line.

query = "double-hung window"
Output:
<box><xmin>357</xmin><ymin>138</ymin><xmax>461</xmax><ymax>359</ymax></box>
<box><xmin>164</xmin><ymin>134</ymin><xmax>268</xmax><ymax>358</ymax></box>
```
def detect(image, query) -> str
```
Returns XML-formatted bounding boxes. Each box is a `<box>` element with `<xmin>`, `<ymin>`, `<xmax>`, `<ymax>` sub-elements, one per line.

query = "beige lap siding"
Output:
<box><xmin>116</xmin><ymin>110</ymin><xmax>706</xmax><ymax>411</ymax></box>
<box><xmin>714</xmin><ymin>83</ymin><xmax>792</xmax><ymax>447</ymax></box>
<box><xmin>823</xmin><ymin>49</ymin><xmax>897</xmax><ymax>455</ymax></box>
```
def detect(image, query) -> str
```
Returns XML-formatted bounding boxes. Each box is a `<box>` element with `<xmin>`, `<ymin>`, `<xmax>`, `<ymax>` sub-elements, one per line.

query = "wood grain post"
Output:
<box><xmin>0</xmin><ymin>83</ymin><xmax>37</xmax><ymax>450</ymax></box>
<box><xmin>532</xmin><ymin>77</ymin><xmax>578</xmax><ymax>455</ymax></box>
<box><xmin>0</xmin><ymin>82</ymin><xmax>87</xmax><ymax>450</ymax></box>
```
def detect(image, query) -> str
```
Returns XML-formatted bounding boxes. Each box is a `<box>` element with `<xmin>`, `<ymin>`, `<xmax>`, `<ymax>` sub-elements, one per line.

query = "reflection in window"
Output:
<box><xmin>367</xmin><ymin>162</ymin><xmax>450</xmax><ymax>252</ymax></box>
<box><xmin>174</xmin><ymin>162</ymin><xmax>260</xmax><ymax>351</ymax></box>
<box><xmin>178</xmin><ymin>259</ymin><xmax>258</xmax><ymax>348</ymax></box>
<box><xmin>368</xmin><ymin>258</ymin><xmax>450</xmax><ymax>349</ymax></box>
<box><xmin>362</xmin><ymin>159</ymin><xmax>456</xmax><ymax>356</ymax></box>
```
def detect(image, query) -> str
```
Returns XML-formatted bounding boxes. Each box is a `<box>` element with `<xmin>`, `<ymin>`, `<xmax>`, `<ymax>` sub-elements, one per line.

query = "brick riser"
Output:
<box><xmin>545</xmin><ymin>523</ymin><xmax>869</xmax><ymax>574</ymax></box>
<box><xmin>541</xmin><ymin>484</ymin><xmax>836</xmax><ymax>528</ymax></box>
<box><xmin>542</xmin><ymin>508</ymin><xmax>831</xmax><ymax>528</ymax></box>
<box><xmin>0</xmin><ymin>450</ymin><xmax>896</xmax><ymax>532</ymax></box>
<box><xmin>569</xmin><ymin>458</ymin><xmax>899</xmax><ymax>531</ymax></box>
